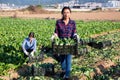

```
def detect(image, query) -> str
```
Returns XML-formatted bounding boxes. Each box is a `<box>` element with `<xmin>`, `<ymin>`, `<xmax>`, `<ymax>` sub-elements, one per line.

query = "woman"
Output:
<box><xmin>22</xmin><ymin>32</ymin><xmax>37</xmax><ymax>57</ymax></box>
<box><xmin>52</xmin><ymin>7</ymin><xmax>78</xmax><ymax>80</ymax></box>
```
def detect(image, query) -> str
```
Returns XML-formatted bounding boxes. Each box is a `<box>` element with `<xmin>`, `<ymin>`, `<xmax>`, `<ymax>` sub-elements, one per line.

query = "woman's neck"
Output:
<box><xmin>63</xmin><ymin>18</ymin><xmax>70</xmax><ymax>25</ymax></box>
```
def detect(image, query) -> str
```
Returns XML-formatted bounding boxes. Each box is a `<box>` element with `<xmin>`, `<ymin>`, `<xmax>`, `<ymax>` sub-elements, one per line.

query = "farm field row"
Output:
<box><xmin>0</xmin><ymin>18</ymin><xmax>120</xmax><ymax>79</ymax></box>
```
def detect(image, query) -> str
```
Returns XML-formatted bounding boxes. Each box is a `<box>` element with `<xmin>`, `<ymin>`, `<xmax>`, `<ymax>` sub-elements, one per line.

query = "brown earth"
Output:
<box><xmin>0</xmin><ymin>10</ymin><xmax>120</xmax><ymax>21</ymax></box>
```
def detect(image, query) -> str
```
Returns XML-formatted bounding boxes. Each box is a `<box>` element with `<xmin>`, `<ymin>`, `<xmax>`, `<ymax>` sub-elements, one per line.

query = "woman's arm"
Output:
<box><xmin>73</xmin><ymin>21</ymin><xmax>77</xmax><ymax>35</ymax></box>
<box><xmin>22</xmin><ymin>39</ymin><xmax>26</xmax><ymax>51</ymax></box>
<box><xmin>73</xmin><ymin>21</ymin><xmax>80</xmax><ymax>42</ymax></box>
<box><xmin>30</xmin><ymin>39</ymin><xmax>36</xmax><ymax>57</ymax></box>
<box><xmin>33</xmin><ymin>39</ymin><xmax>37</xmax><ymax>52</ymax></box>
<box><xmin>22</xmin><ymin>39</ymin><xmax>29</xmax><ymax>55</ymax></box>
<box><xmin>51</xmin><ymin>20</ymin><xmax>59</xmax><ymax>41</ymax></box>
<box><xmin>54</xmin><ymin>20</ymin><xmax>59</xmax><ymax>36</ymax></box>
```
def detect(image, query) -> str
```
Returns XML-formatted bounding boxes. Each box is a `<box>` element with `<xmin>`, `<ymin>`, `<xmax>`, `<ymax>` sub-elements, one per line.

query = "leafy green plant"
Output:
<box><xmin>54</xmin><ymin>38</ymin><xmax>75</xmax><ymax>46</ymax></box>
<box><xmin>0</xmin><ymin>18</ymin><xmax>120</xmax><ymax>80</ymax></box>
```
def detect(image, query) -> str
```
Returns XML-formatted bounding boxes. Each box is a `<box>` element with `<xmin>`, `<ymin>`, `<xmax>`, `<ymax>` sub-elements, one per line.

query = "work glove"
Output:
<box><xmin>24</xmin><ymin>50</ymin><xmax>29</xmax><ymax>56</ymax></box>
<box><xmin>74</xmin><ymin>33</ymin><xmax>80</xmax><ymax>43</ymax></box>
<box><xmin>51</xmin><ymin>33</ymin><xmax>58</xmax><ymax>42</ymax></box>
<box><xmin>30</xmin><ymin>51</ymin><xmax>34</xmax><ymax>57</ymax></box>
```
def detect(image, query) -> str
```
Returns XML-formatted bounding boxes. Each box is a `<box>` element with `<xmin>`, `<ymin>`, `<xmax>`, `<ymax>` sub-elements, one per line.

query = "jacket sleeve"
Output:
<box><xmin>72</xmin><ymin>21</ymin><xmax>77</xmax><ymax>38</ymax></box>
<box><xmin>54</xmin><ymin>20</ymin><xmax>59</xmax><ymax>35</ymax></box>
<box><xmin>73</xmin><ymin>21</ymin><xmax>77</xmax><ymax>34</ymax></box>
<box><xmin>33</xmin><ymin>39</ymin><xmax>37</xmax><ymax>52</ymax></box>
<box><xmin>22</xmin><ymin>39</ymin><xmax>26</xmax><ymax>51</ymax></box>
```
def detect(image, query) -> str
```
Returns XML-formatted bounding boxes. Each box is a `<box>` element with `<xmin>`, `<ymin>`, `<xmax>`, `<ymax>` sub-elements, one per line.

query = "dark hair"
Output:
<box><xmin>61</xmin><ymin>6</ymin><xmax>71</xmax><ymax>14</ymax></box>
<box><xmin>28</xmin><ymin>32</ymin><xmax>34</xmax><ymax>38</ymax></box>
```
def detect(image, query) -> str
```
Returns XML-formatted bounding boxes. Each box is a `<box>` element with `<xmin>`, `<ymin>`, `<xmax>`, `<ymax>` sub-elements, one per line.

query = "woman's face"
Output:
<box><xmin>62</xmin><ymin>9</ymin><xmax>71</xmax><ymax>20</ymax></box>
<box><xmin>29</xmin><ymin>37</ymin><xmax>33</xmax><ymax>41</ymax></box>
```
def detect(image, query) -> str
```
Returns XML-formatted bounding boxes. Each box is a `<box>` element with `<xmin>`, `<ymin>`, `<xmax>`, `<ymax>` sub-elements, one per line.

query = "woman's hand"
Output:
<box><xmin>51</xmin><ymin>33</ymin><xmax>58</xmax><ymax>42</ymax></box>
<box><xmin>30</xmin><ymin>51</ymin><xmax>34</xmax><ymax>57</ymax></box>
<box><xmin>24</xmin><ymin>50</ymin><xmax>29</xmax><ymax>56</ymax></box>
<box><xmin>74</xmin><ymin>33</ymin><xmax>80</xmax><ymax>43</ymax></box>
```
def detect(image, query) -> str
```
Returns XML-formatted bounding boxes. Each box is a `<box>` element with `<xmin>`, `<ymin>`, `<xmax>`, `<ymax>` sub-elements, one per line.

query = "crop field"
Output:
<box><xmin>0</xmin><ymin>18</ymin><xmax>120</xmax><ymax>80</ymax></box>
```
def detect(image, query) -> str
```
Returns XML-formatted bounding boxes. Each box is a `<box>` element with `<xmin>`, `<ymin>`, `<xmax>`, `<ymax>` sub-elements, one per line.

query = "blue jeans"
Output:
<box><xmin>60</xmin><ymin>54</ymin><xmax>72</xmax><ymax>78</ymax></box>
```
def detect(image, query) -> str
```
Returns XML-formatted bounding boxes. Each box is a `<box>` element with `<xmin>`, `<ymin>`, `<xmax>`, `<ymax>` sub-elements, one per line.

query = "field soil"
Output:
<box><xmin>0</xmin><ymin>10</ymin><xmax>120</xmax><ymax>21</ymax></box>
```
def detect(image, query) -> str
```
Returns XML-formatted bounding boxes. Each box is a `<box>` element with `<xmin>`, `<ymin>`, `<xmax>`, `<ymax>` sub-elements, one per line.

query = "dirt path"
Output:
<box><xmin>0</xmin><ymin>11</ymin><xmax>120</xmax><ymax>21</ymax></box>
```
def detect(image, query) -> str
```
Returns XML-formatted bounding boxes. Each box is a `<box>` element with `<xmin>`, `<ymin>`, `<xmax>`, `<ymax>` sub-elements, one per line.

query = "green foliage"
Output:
<box><xmin>36</xmin><ymin>5</ymin><xmax>42</xmax><ymax>8</ymax></box>
<box><xmin>0</xmin><ymin>18</ymin><xmax>120</xmax><ymax>80</ymax></box>
<box><xmin>0</xmin><ymin>18</ymin><xmax>55</xmax><ymax>75</ymax></box>
<box><xmin>54</xmin><ymin>38</ymin><xmax>75</xmax><ymax>46</ymax></box>
<box><xmin>76</xmin><ymin>20</ymin><xmax>120</xmax><ymax>38</ymax></box>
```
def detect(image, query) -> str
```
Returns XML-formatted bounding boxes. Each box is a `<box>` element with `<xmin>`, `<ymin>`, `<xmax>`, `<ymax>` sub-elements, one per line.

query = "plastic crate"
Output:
<box><xmin>52</xmin><ymin>43</ymin><xmax>78</xmax><ymax>55</ymax></box>
<box><xmin>31</xmin><ymin>65</ymin><xmax>46</xmax><ymax>76</ymax></box>
<box><xmin>28</xmin><ymin>53</ymin><xmax>44</xmax><ymax>63</ymax></box>
<box><xmin>31</xmin><ymin>63</ymin><xmax>54</xmax><ymax>76</ymax></box>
